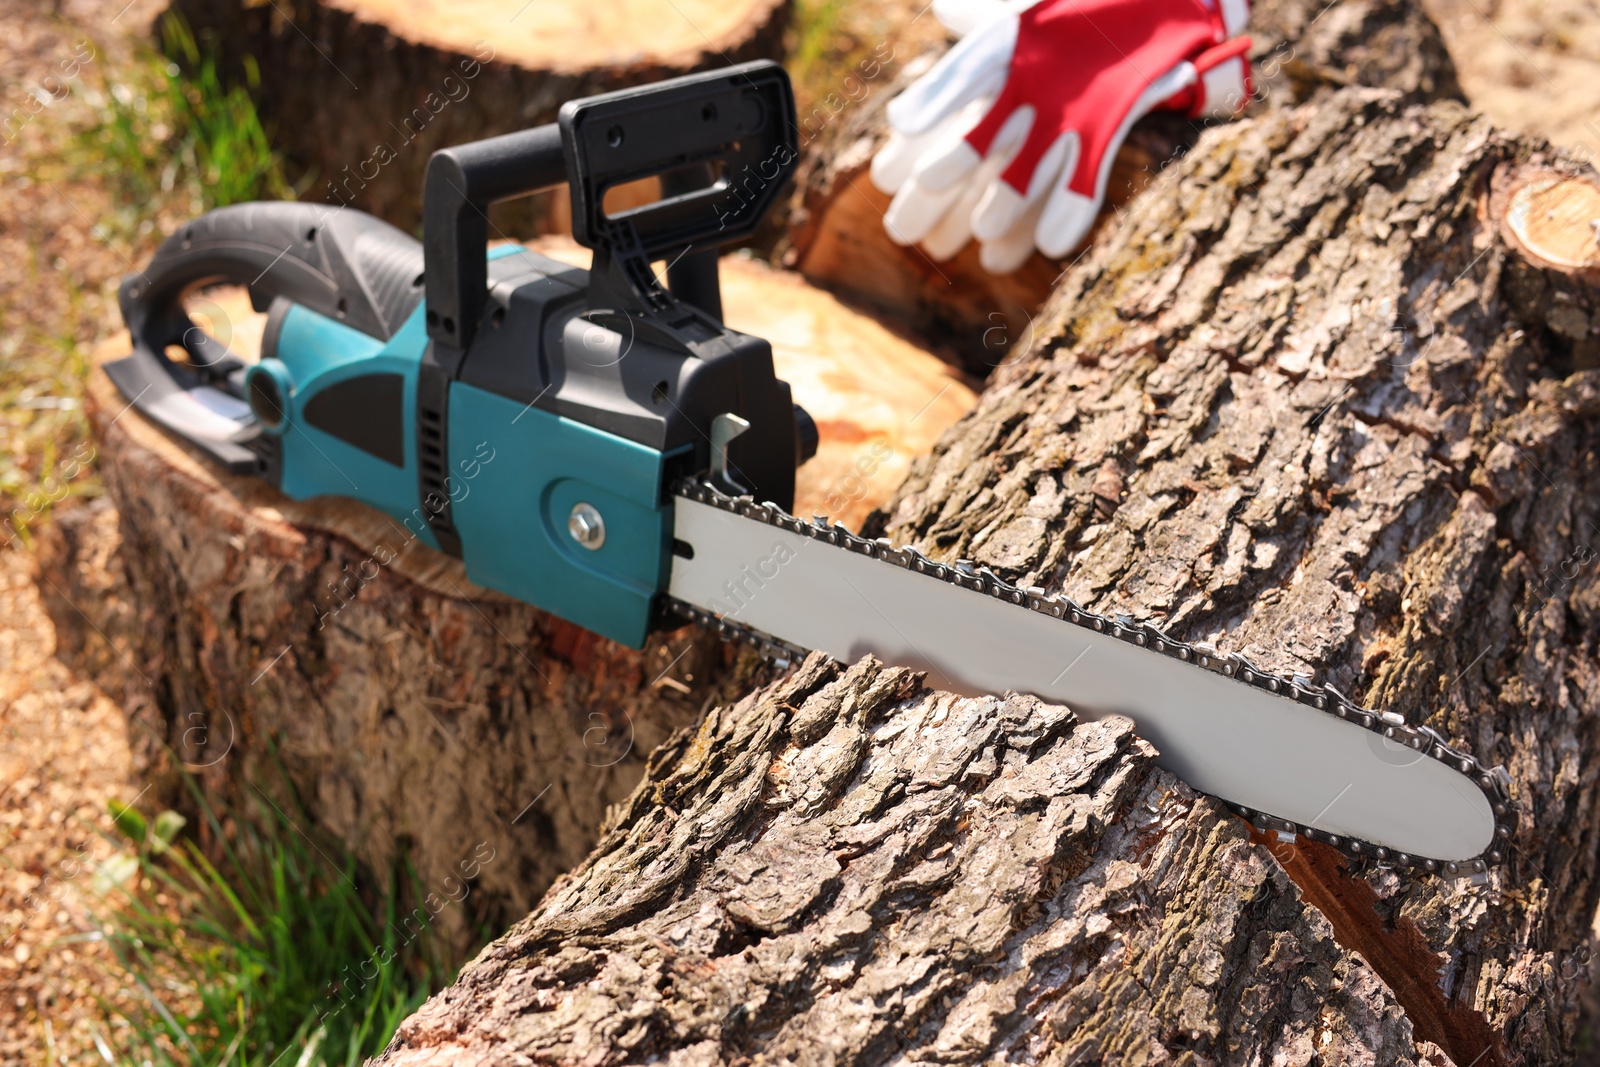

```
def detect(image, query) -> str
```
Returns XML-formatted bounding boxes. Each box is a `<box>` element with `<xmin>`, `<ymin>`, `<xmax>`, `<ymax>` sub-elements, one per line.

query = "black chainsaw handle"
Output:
<box><xmin>118</xmin><ymin>201</ymin><xmax>425</xmax><ymax>366</ymax></box>
<box><xmin>421</xmin><ymin>122</ymin><xmax>566</xmax><ymax>353</ymax></box>
<box><xmin>423</xmin><ymin>59</ymin><xmax>797</xmax><ymax>352</ymax></box>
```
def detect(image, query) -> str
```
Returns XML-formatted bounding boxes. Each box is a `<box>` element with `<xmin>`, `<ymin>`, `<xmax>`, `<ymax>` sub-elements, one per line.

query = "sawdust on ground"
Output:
<box><xmin>1423</xmin><ymin>0</ymin><xmax>1600</xmax><ymax>155</ymax></box>
<box><xmin>0</xmin><ymin>551</ymin><xmax>140</xmax><ymax>1064</ymax></box>
<box><xmin>1</xmin><ymin>0</ymin><xmax>165</xmax><ymax>1062</ymax></box>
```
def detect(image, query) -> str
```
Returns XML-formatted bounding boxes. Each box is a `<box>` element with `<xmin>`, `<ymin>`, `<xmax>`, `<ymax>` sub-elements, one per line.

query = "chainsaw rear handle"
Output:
<box><xmin>104</xmin><ymin>200</ymin><xmax>427</xmax><ymax>473</ymax></box>
<box><xmin>118</xmin><ymin>201</ymin><xmax>426</xmax><ymax>369</ymax></box>
<box><xmin>423</xmin><ymin>59</ymin><xmax>797</xmax><ymax>352</ymax></box>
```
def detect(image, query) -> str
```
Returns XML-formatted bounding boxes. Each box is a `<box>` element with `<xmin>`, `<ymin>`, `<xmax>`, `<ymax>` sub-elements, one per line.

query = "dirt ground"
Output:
<box><xmin>1</xmin><ymin>0</ymin><xmax>1598</xmax><ymax>1061</ymax></box>
<box><xmin>1423</xmin><ymin>0</ymin><xmax>1600</xmax><ymax>154</ymax></box>
<box><xmin>0</xmin><ymin>0</ymin><xmax>167</xmax><ymax>1061</ymax></box>
<box><xmin>0</xmin><ymin>541</ymin><xmax>139</xmax><ymax>1063</ymax></box>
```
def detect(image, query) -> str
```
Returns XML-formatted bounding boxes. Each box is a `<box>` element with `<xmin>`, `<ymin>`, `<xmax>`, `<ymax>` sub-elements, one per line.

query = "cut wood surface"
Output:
<box><xmin>38</xmin><ymin>249</ymin><xmax>972</xmax><ymax>956</ymax></box>
<box><xmin>330</xmin><ymin>0</ymin><xmax>781</xmax><ymax>71</ymax></box>
<box><xmin>373</xmin><ymin>86</ymin><xmax>1600</xmax><ymax>1065</ymax></box>
<box><xmin>165</xmin><ymin>0</ymin><xmax>790</xmax><ymax>228</ymax></box>
<box><xmin>780</xmin><ymin>0</ymin><xmax>1468</xmax><ymax>374</ymax></box>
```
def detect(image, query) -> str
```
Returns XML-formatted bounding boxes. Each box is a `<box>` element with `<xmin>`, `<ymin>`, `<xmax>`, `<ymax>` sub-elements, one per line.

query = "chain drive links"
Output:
<box><xmin>667</xmin><ymin>481</ymin><xmax>1516</xmax><ymax>880</ymax></box>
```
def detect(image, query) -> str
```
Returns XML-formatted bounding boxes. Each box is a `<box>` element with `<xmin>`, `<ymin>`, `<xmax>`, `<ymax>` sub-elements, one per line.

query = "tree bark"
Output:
<box><xmin>167</xmin><ymin>0</ymin><xmax>791</xmax><ymax>230</ymax></box>
<box><xmin>377</xmin><ymin>90</ymin><xmax>1600</xmax><ymax>1064</ymax></box>
<box><xmin>37</xmin><ymin>249</ymin><xmax>973</xmax><ymax>958</ymax></box>
<box><xmin>378</xmin><ymin>655</ymin><xmax>1435</xmax><ymax>1066</ymax></box>
<box><xmin>780</xmin><ymin>0</ymin><xmax>1466</xmax><ymax>376</ymax></box>
<box><xmin>875</xmin><ymin>86</ymin><xmax>1600</xmax><ymax>1064</ymax></box>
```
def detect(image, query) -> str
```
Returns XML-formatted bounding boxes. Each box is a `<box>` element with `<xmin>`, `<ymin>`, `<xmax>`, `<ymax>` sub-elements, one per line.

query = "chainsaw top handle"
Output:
<box><xmin>423</xmin><ymin>59</ymin><xmax>796</xmax><ymax>353</ymax></box>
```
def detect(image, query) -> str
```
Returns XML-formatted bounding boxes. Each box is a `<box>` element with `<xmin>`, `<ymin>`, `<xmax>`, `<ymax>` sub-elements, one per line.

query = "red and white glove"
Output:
<box><xmin>871</xmin><ymin>0</ymin><xmax>1252</xmax><ymax>273</ymax></box>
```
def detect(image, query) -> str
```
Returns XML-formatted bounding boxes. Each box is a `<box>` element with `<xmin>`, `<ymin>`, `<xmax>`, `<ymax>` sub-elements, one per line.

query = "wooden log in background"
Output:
<box><xmin>39</xmin><ymin>248</ymin><xmax>973</xmax><ymax>956</ymax></box>
<box><xmin>168</xmin><ymin>0</ymin><xmax>791</xmax><ymax>229</ymax></box>
<box><xmin>373</xmin><ymin>87</ymin><xmax>1600</xmax><ymax>1066</ymax></box>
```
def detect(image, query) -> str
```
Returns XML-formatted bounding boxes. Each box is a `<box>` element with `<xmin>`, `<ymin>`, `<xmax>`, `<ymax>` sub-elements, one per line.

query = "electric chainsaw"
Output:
<box><xmin>105</xmin><ymin>61</ymin><xmax>1513</xmax><ymax>879</ymax></box>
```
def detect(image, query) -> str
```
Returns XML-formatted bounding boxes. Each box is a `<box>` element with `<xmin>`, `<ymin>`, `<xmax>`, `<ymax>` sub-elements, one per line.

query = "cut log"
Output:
<box><xmin>166</xmin><ymin>0</ymin><xmax>791</xmax><ymax>229</ymax></box>
<box><xmin>379</xmin><ymin>656</ymin><xmax>1433</xmax><ymax>1065</ymax></box>
<box><xmin>780</xmin><ymin>0</ymin><xmax>1467</xmax><ymax>375</ymax></box>
<box><xmin>37</xmin><ymin>248</ymin><xmax>973</xmax><ymax>956</ymax></box>
<box><xmin>375</xmin><ymin>90</ymin><xmax>1600</xmax><ymax>1064</ymax></box>
<box><xmin>872</xmin><ymin>87</ymin><xmax>1600</xmax><ymax>1065</ymax></box>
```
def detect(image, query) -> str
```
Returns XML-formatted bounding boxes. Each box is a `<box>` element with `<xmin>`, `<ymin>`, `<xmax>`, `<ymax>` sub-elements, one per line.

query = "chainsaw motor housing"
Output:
<box><xmin>105</xmin><ymin>60</ymin><xmax>813</xmax><ymax>648</ymax></box>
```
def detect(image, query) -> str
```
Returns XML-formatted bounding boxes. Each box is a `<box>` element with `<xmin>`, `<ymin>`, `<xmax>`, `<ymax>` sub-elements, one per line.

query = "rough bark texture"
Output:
<box><xmin>38</xmin><ymin>251</ymin><xmax>972</xmax><ymax>957</ymax></box>
<box><xmin>377</xmin><ymin>654</ymin><xmax>1433</xmax><ymax>1066</ymax></box>
<box><xmin>872</xmin><ymin>89</ymin><xmax>1600</xmax><ymax>1065</ymax></box>
<box><xmin>1245</xmin><ymin>0</ymin><xmax>1463</xmax><ymax>107</ymax></box>
<box><xmin>168</xmin><ymin>0</ymin><xmax>790</xmax><ymax>230</ymax></box>
<box><xmin>780</xmin><ymin>0</ymin><xmax>1466</xmax><ymax>375</ymax></box>
<box><xmin>374</xmin><ymin>89</ymin><xmax>1600</xmax><ymax>1064</ymax></box>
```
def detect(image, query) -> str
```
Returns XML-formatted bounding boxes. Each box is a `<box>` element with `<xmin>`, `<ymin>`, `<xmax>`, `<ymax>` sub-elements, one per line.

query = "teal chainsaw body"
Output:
<box><xmin>104</xmin><ymin>62</ymin><xmax>813</xmax><ymax>647</ymax></box>
<box><xmin>245</xmin><ymin>260</ymin><xmax>680</xmax><ymax>644</ymax></box>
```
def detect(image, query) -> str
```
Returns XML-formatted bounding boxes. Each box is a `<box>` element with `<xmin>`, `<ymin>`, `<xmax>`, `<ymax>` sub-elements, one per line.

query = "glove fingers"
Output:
<box><xmin>911</xmin><ymin>106</ymin><xmax>1020</xmax><ymax>257</ymax></box>
<box><xmin>884</xmin><ymin>176</ymin><xmax>968</xmax><ymax>246</ymax></box>
<box><xmin>980</xmin><ymin>197</ymin><xmax>1047</xmax><ymax>274</ymax></box>
<box><xmin>920</xmin><ymin>169</ymin><xmax>988</xmax><ymax>260</ymax></box>
<box><xmin>872</xmin><ymin>129</ymin><xmax>936</xmax><ymax>194</ymax></box>
<box><xmin>973</xmin><ymin>123</ymin><xmax>1071</xmax><ymax>241</ymax></box>
<box><xmin>874</xmin><ymin>91</ymin><xmax>989</xmax><ymax>194</ymax></box>
<box><xmin>1034</xmin><ymin>181</ymin><xmax>1100</xmax><ymax>259</ymax></box>
<box><xmin>885</xmin><ymin>13</ymin><xmax>1017</xmax><ymax>135</ymax></box>
<box><xmin>876</xmin><ymin>98</ymin><xmax>993</xmax><ymax>247</ymax></box>
<box><xmin>913</xmin><ymin>134</ymin><xmax>985</xmax><ymax>193</ymax></box>
<box><xmin>905</xmin><ymin>95</ymin><xmax>994</xmax><ymax>191</ymax></box>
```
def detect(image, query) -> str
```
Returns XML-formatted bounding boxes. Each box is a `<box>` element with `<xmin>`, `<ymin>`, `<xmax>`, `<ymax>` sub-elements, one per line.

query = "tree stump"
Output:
<box><xmin>780</xmin><ymin>0</ymin><xmax>1466</xmax><ymax>375</ymax></box>
<box><xmin>375</xmin><ymin>88</ymin><xmax>1600</xmax><ymax>1064</ymax></box>
<box><xmin>38</xmin><ymin>247</ymin><xmax>973</xmax><ymax>956</ymax></box>
<box><xmin>168</xmin><ymin>0</ymin><xmax>791</xmax><ymax>229</ymax></box>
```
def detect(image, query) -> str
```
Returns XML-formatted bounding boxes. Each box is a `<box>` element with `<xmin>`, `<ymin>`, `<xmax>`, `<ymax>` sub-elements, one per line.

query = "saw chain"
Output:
<box><xmin>668</xmin><ymin>480</ymin><xmax>1517</xmax><ymax>880</ymax></box>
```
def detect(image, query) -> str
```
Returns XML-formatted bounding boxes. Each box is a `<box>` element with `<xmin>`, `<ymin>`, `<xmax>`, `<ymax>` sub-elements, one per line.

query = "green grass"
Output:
<box><xmin>788</xmin><ymin>0</ymin><xmax>856</xmax><ymax>112</ymax></box>
<box><xmin>791</xmin><ymin>0</ymin><xmax>853</xmax><ymax>78</ymax></box>
<box><xmin>76</xmin><ymin>11</ymin><xmax>291</xmax><ymax>223</ymax></box>
<box><xmin>0</xmin><ymin>278</ymin><xmax>98</xmax><ymax>551</ymax></box>
<box><xmin>92</xmin><ymin>774</ymin><xmax>452</xmax><ymax>1066</ymax></box>
<box><xmin>0</xmin><ymin>13</ymin><xmax>292</xmax><ymax>546</ymax></box>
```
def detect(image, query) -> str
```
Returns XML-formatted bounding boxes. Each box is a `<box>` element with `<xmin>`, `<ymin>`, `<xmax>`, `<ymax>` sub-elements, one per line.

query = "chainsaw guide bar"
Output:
<box><xmin>666</xmin><ymin>481</ymin><xmax>1516</xmax><ymax>880</ymax></box>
